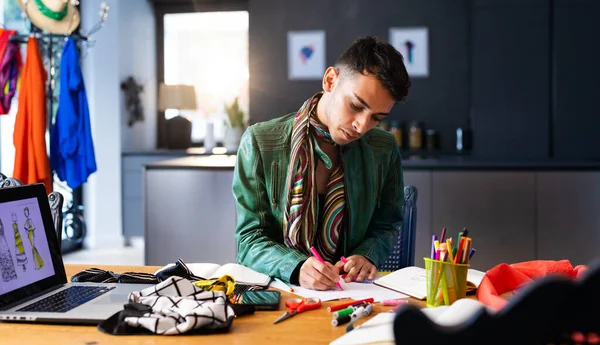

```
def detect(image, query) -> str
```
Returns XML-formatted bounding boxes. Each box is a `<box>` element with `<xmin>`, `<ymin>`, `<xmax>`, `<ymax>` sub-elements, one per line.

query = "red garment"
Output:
<box><xmin>476</xmin><ymin>260</ymin><xmax>588</xmax><ymax>311</ymax></box>
<box><xmin>0</xmin><ymin>29</ymin><xmax>14</xmax><ymax>114</ymax></box>
<box><xmin>13</xmin><ymin>37</ymin><xmax>51</xmax><ymax>194</ymax></box>
<box><xmin>0</xmin><ymin>29</ymin><xmax>12</xmax><ymax>70</ymax></box>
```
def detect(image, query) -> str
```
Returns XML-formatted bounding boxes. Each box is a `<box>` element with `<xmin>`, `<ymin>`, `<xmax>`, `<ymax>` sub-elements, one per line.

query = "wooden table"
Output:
<box><xmin>0</xmin><ymin>264</ymin><xmax>416</xmax><ymax>345</ymax></box>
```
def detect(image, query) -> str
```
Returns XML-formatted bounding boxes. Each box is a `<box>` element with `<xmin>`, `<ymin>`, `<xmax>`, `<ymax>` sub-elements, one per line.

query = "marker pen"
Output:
<box><xmin>381</xmin><ymin>299</ymin><xmax>408</xmax><ymax>306</ymax></box>
<box><xmin>332</xmin><ymin>307</ymin><xmax>354</xmax><ymax>319</ymax></box>
<box><xmin>351</xmin><ymin>306</ymin><xmax>366</xmax><ymax>319</ymax></box>
<box><xmin>331</xmin><ymin>314</ymin><xmax>352</xmax><ymax>327</ymax></box>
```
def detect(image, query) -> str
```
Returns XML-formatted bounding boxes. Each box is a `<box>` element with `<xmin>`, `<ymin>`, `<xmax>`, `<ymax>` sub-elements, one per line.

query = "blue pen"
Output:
<box><xmin>469</xmin><ymin>248</ymin><xmax>476</xmax><ymax>260</ymax></box>
<box><xmin>431</xmin><ymin>235</ymin><xmax>437</xmax><ymax>259</ymax></box>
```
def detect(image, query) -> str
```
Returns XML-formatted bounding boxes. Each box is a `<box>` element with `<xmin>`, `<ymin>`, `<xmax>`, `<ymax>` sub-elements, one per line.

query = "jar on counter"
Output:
<box><xmin>426</xmin><ymin>129</ymin><xmax>437</xmax><ymax>150</ymax></box>
<box><xmin>390</xmin><ymin>121</ymin><xmax>402</xmax><ymax>148</ymax></box>
<box><xmin>409</xmin><ymin>121</ymin><xmax>422</xmax><ymax>150</ymax></box>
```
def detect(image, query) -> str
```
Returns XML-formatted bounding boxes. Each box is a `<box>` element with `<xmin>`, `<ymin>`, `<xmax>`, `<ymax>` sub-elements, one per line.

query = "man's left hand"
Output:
<box><xmin>335</xmin><ymin>255</ymin><xmax>377</xmax><ymax>283</ymax></box>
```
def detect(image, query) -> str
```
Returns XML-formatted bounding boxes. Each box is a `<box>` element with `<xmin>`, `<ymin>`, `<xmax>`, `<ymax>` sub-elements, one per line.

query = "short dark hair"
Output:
<box><xmin>334</xmin><ymin>36</ymin><xmax>411</xmax><ymax>102</ymax></box>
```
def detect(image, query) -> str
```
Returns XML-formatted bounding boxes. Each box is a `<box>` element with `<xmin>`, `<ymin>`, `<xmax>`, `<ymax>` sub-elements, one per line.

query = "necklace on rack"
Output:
<box><xmin>33</xmin><ymin>0</ymin><xmax>68</xmax><ymax>21</ymax></box>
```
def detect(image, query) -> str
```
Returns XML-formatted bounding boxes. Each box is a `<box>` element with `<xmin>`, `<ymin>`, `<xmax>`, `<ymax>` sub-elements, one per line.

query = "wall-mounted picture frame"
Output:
<box><xmin>389</xmin><ymin>27</ymin><xmax>429</xmax><ymax>78</ymax></box>
<box><xmin>287</xmin><ymin>30</ymin><xmax>326</xmax><ymax>80</ymax></box>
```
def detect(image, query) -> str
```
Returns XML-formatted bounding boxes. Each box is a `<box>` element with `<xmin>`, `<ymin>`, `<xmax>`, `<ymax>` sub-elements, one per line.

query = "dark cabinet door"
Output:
<box><xmin>432</xmin><ymin>171</ymin><xmax>537</xmax><ymax>271</ymax></box>
<box><xmin>536</xmin><ymin>172</ymin><xmax>600</xmax><ymax>266</ymax></box>
<box><xmin>470</xmin><ymin>0</ymin><xmax>550</xmax><ymax>159</ymax></box>
<box><xmin>552</xmin><ymin>0</ymin><xmax>600</xmax><ymax>159</ymax></box>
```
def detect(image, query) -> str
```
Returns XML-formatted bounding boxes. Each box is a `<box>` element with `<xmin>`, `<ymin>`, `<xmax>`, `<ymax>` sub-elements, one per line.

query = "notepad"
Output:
<box><xmin>374</xmin><ymin>266</ymin><xmax>486</xmax><ymax>300</ymax></box>
<box><xmin>155</xmin><ymin>262</ymin><xmax>271</xmax><ymax>287</ymax></box>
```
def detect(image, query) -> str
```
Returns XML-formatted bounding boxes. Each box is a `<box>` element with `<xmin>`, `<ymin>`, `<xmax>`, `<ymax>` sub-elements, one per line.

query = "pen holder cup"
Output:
<box><xmin>424</xmin><ymin>258</ymin><xmax>469</xmax><ymax>308</ymax></box>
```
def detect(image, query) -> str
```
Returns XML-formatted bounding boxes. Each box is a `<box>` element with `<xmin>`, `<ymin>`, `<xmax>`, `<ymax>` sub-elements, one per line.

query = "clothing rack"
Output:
<box><xmin>6</xmin><ymin>4</ymin><xmax>109</xmax><ymax>254</ymax></box>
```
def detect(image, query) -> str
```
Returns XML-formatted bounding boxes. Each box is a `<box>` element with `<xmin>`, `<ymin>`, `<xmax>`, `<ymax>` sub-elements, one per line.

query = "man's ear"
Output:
<box><xmin>322</xmin><ymin>66</ymin><xmax>339</xmax><ymax>92</ymax></box>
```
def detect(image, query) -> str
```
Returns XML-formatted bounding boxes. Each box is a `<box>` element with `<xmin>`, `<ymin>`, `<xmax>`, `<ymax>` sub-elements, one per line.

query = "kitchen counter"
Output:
<box><xmin>142</xmin><ymin>153</ymin><xmax>600</xmax><ymax>171</ymax></box>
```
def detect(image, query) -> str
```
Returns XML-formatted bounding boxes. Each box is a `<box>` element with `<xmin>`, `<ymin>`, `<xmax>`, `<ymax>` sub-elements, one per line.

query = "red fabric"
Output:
<box><xmin>0</xmin><ymin>29</ymin><xmax>13</xmax><ymax>114</ymax></box>
<box><xmin>476</xmin><ymin>260</ymin><xmax>588</xmax><ymax>311</ymax></box>
<box><xmin>0</xmin><ymin>29</ymin><xmax>12</xmax><ymax>69</ymax></box>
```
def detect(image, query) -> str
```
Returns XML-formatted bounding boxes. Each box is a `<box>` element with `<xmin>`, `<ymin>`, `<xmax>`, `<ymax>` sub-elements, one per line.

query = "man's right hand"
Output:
<box><xmin>298</xmin><ymin>257</ymin><xmax>340</xmax><ymax>290</ymax></box>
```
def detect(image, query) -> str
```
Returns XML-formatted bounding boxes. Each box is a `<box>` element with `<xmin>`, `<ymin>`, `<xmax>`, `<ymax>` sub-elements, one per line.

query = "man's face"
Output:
<box><xmin>324</xmin><ymin>68</ymin><xmax>395</xmax><ymax>145</ymax></box>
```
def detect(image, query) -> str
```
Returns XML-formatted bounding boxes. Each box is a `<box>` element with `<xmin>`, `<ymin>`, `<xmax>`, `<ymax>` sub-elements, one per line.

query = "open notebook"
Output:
<box><xmin>374</xmin><ymin>266</ymin><xmax>486</xmax><ymax>300</ymax></box>
<box><xmin>330</xmin><ymin>298</ymin><xmax>494</xmax><ymax>345</ymax></box>
<box><xmin>155</xmin><ymin>262</ymin><xmax>271</xmax><ymax>287</ymax></box>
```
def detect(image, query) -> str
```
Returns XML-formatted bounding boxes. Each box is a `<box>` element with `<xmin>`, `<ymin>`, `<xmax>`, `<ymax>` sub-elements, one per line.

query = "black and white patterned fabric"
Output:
<box><xmin>71</xmin><ymin>267</ymin><xmax>161</xmax><ymax>285</ymax></box>
<box><xmin>99</xmin><ymin>276</ymin><xmax>238</xmax><ymax>335</ymax></box>
<box><xmin>154</xmin><ymin>259</ymin><xmax>204</xmax><ymax>281</ymax></box>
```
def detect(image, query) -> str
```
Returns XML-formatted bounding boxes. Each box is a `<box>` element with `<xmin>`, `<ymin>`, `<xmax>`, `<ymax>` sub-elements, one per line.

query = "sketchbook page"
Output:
<box><xmin>287</xmin><ymin>281</ymin><xmax>408</xmax><ymax>302</ymax></box>
<box><xmin>467</xmin><ymin>269</ymin><xmax>486</xmax><ymax>287</ymax></box>
<box><xmin>212</xmin><ymin>263</ymin><xmax>271</xmax><ymax>286</ymax></box>
<box><xmin>185</xmin><ymin>263</ymin><xmax>223</xmax><ymax>279</ymax></box>
<box><xmin>374</xmin><ymin>266</ymin><xmax>488</xmax><ymax>299</ymax></box>
<box><xmin>373</xmin><ymin>266</ymin><xmax>428</xmax><ymax>299</ymax></box>
<box><xmin>329</xmin><ymin>312</ymin><xmax>396</xmax><ymax>345</ymax></box>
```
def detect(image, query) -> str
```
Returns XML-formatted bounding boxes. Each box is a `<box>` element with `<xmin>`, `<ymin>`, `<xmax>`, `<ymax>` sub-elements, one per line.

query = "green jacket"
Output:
<box><xmin>232</xmin><ymin>113</ymin><xmax>404</xmax><ymax>283</ymax></box>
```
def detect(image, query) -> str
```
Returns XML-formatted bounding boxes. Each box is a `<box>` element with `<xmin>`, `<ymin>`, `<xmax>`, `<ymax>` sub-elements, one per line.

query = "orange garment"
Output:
<box><xmin>476</xmin><ymin>260</ymin><xmax>588</xmax><ymax>311</ymax></box>
<box><xmin>13</xmin><ymin>37</ymin><xmax>51</xmax><ymax>194</ymax></box>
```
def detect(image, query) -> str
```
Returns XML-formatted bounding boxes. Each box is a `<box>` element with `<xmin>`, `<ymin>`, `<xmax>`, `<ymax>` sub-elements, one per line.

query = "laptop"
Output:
<box><xmin>0</xmin><ymin>183</ymin><xmax>153</xmax><ymax>324</ymax></box>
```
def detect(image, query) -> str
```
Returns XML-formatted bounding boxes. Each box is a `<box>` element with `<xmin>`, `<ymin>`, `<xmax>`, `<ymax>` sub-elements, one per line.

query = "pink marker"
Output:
<box><xmin>311</xmin><ymin>247</ymin><xmax>343</xmax><ymax>291</ymax></box>
<box><xmin>381</xmin><ymin>299</ymin><xmax>409</xmax><ymax>306</ymax></box>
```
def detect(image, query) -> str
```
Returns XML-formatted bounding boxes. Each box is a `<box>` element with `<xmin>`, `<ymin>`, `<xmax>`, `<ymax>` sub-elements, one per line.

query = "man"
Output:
<box><xmin>233</xmin><ymin>36</ymin><xmax>411</xmax><ymax>290</ymax></box>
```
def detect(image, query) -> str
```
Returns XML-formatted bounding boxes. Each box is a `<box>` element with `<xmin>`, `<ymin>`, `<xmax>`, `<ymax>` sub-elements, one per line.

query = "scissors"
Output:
<box><xmin>273</xmin><ymin>297</ymin><xmax>322</xmax><ymax>324</ymax></box>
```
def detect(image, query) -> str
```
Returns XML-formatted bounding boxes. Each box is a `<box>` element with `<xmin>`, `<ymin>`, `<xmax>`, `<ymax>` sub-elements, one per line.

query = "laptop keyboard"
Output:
<box><xmin>16</xmin><ymin>286</ymin><xmax>116</xmax><ymax>313</ymax></box>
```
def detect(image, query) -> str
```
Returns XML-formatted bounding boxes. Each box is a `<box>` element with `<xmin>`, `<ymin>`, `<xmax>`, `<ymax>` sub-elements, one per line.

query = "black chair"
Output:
<box><xmin>392</xmin><ymin>258</ymin><xmax>600</xmax><ymax>345</ymax></box>
<box><xmin>0</xmin><ymin>173</ymin><xmax>64</xmax><ymax>250</ymax></box>
<box><xmin>380</xmin><ymin>185</ymin><xmax>418</xmax><ymax>272</ymax></box>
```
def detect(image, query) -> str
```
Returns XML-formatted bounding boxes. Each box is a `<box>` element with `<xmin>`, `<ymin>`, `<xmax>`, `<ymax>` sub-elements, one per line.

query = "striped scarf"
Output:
<box><xmin>283</xmin><ymin>92</ymin><xmax>345</xmax><ymax>263</ymax></box>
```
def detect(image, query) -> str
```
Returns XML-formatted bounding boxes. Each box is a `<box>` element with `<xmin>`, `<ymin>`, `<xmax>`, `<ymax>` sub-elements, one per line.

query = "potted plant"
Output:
<box><xmin>223</xmin><ymin>97</ymin><xmax>247</xmax><ymax>153</ymax></box>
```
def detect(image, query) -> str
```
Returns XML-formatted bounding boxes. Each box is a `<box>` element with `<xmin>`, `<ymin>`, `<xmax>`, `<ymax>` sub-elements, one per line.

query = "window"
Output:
<box><xmin>163</xmin><ymin>11</ymin><xmax>249</xmax><ymax>144</ymax></box>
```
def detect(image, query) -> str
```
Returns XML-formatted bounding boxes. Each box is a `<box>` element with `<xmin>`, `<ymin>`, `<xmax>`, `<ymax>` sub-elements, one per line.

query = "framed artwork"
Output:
<box><xmin>389</xmin><ymin>27</ymin><xmax>429</xmax><ymax>77</ymax></box>
<box><xmin>287</xmin><ymin>30</ymin><xmax>326</xmax><ymax>80</ymax></box>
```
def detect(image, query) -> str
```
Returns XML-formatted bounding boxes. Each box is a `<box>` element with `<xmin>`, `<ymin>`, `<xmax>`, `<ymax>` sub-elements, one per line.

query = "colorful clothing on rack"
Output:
<box><xmin>0</xmin><ymin>29</ymin><xmax>22</xmax><ymax>115</ymax></box>
<box><xmin>13</xmin><ymin>37</ymin><xmax>51</xmax><ymax>194</ymax></box>
<box><xmin>51</xmin><ymin>38</ymin><xmax>97</xmax><ymax>189</ymax></box>
<box><xmin>0</xmin><ymin>29</ymin><xmax>12</xmax><ymax>60</ymax></box>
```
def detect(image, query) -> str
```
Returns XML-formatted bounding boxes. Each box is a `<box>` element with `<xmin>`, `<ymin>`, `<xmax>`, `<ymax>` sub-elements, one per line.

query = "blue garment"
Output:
<box><xmin>51</xmin><ymin>38</ymin><xmax>97</xmax><ymax>189</ymax></box>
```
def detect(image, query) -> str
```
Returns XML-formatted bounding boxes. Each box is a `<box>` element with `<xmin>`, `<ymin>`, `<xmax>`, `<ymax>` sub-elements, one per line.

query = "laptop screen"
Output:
<box><xmin>0</xmin><ymin>184</ymin><xmax>67</xmax><ymax>310</ymax></box>
<box><xmin>0</xmin><ymin>197</ymin><xmax>55</xmax><ymax>295</ymax></box>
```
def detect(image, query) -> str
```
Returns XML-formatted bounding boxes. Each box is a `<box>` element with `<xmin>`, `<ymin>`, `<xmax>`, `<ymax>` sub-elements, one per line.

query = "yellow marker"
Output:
<box><xmin>446</xmin><ymin>239</ymin><xmax>454</xmax><ymax>262</ymax></box>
